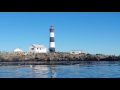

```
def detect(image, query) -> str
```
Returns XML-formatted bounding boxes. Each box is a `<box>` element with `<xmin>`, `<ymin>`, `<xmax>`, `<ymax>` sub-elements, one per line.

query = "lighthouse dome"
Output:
<box><xmin>50</xmin><ymin>26</ymin><xmax>54</xmax><ymax>29</ymax></box>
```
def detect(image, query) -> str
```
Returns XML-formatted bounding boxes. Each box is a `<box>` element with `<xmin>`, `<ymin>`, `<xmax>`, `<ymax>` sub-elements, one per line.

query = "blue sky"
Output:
<box><xmin>0</xmin><ymin>12</ymin><xmax>120</xmax><ymax>55</ymax></box>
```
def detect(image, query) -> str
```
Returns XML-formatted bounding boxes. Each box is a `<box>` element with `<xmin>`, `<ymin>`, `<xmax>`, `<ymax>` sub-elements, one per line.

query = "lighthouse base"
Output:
<box><xmin>49</xmin><ymin>48</ymin><xmax>55</xmax><ymax>52</ymax></box>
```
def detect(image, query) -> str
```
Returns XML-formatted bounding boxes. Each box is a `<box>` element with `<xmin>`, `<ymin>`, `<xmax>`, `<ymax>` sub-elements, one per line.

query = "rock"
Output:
<box><xmin>0</xmin><ymin>52</ymin><xmax>119</xmax><ymax>62</ymax></box>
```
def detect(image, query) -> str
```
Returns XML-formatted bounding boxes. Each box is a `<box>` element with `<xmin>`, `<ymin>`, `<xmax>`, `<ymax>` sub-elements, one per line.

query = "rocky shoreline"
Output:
<box><xmin>0</xmin><ymin>52</ymin><xmax>120</xmax><ymax>62</ymax></box>
<box><xmin>0</xmin><ymin>52</ymin><xmax>119</xmax><ymax>65</ymax></box>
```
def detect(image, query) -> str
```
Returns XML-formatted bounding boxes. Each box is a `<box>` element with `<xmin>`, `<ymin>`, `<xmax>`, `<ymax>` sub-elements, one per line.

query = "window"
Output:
<box><xmin>40</xmin><ymin>48</ymin><xmax>41</xmax><ymax>50</ymax></box>
<box><xmin>72</xmin><ymin>52</ymin><xmax>75</xmax><ymax>54</ymax></box>
<box><xmin>31</xmin><ymin>48</ymin><xmax>34</xmax><ymax>50</ymax></box>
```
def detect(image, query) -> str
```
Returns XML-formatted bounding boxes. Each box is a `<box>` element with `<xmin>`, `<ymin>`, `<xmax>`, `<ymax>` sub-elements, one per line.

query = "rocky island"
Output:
<box><xmin>0</xmin><ymin>52</ymin><xmax>120</xmax><ymax>65</ymax></box>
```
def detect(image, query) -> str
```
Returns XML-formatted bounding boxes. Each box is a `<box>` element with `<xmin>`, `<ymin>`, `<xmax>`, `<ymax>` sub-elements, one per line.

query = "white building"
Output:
<box><xmin>13</xmin><ymin>48</ymin><xmax>24</xmax><ymax>52</ymax></box>
<box><xmin>70</xmin><ymin>50</ymin><xmax>87</xmax><ymax>54</ymax></box>
<box><xmin>29</xmin><ymin>44</ymin><xmax>47</xmax><ymax>53</ymax></box>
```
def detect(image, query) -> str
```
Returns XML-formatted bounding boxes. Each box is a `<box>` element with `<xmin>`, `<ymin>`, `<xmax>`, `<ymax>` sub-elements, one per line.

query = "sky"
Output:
<box><xmin>0</xmin><ymin>12</ymin><xmax>120</xmax><ymax>55</ymax></box>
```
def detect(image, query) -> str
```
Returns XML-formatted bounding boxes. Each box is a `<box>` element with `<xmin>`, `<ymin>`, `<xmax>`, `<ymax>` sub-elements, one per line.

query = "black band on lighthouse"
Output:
<box><xmin>50</xmin><ymin>37</ymin><xmax>54</xmax><ymax>42</ymax></box>
<box><xmin>49</xmin><ymin>48</ymin><xmax>55</xmax><ymax>52</ymax></box>
<box><xmin>50</xmin><ymin>29</ymin><xmax>54</xmax><ymax>32</ymax></box>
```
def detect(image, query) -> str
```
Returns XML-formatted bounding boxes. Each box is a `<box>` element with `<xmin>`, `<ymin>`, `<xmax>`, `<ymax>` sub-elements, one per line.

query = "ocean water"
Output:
<box><xmin>0</xmin><ymin>61</ymin><xmax>120</xmax><ymax>78</ymax></box>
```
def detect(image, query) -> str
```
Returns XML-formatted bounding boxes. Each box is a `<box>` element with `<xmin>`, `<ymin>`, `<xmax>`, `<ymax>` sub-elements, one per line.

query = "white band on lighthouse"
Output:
<box><xmin>50</xmin><ymin>42</ymin><xmax>55</xmax><ymax>48</ymax></box>
<box><xmin>50</xmin><ymin>32</ymin><xmax>54</xmax><ymax>37</ymax></box>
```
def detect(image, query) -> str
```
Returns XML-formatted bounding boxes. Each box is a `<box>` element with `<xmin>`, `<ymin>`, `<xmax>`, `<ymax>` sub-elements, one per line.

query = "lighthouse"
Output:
<box><xmin>49</xmin><ymin>25</ymin><xmax>55</xmax><ymax>52</ymax></box>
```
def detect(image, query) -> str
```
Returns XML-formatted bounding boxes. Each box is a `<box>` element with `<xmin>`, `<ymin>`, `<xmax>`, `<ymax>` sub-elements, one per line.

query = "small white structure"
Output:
<box><xmin>13</xmin><ymin>48</ymin><xmax>24</xmax><ymax>52</ymax></box>
<box><xmin>70</xmin><ymin>50</ymin><xmax>87</xmax><ymax>54</ymax></box>
<box><xmin>29</xmin><ymin>44</ymin><xmax>47</xmax><ymax>53</ymax></box>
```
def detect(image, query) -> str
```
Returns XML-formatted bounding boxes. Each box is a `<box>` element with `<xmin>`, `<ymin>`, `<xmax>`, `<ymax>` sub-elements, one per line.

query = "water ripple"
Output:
<box><xmin>0</xmin><ymin>61</ymin><xmax>120</xmax><ymax>78</ymax></box>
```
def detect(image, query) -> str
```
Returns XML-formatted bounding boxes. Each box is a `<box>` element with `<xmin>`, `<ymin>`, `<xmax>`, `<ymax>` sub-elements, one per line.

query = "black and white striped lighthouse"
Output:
<box><xmin>49</xmin><ymin>25</ymin><xmax>55</xmax><ymax>52</ymax></box>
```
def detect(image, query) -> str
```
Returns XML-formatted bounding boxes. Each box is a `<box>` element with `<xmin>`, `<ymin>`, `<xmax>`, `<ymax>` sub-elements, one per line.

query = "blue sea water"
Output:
<box><xmin>0</xmin><ymin>61</ymin><xmax>120</xmax><ymax>78</ymax></box>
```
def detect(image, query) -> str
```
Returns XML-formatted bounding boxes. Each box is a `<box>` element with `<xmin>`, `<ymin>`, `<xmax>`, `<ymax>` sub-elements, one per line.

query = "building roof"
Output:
<box><xmin>13</xmin><ymin>48</ymin><xmax>23</xmax><ymax>52</ymax></box>
<box><xmin>70</xmin><ymin>50</ymin><xmax>87</xmax><ymax>53</ymax></box>
<box><xmin>31</xmin><ymin>44</ymin><xmax>46</xmax><ymax>48</ymax></box>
